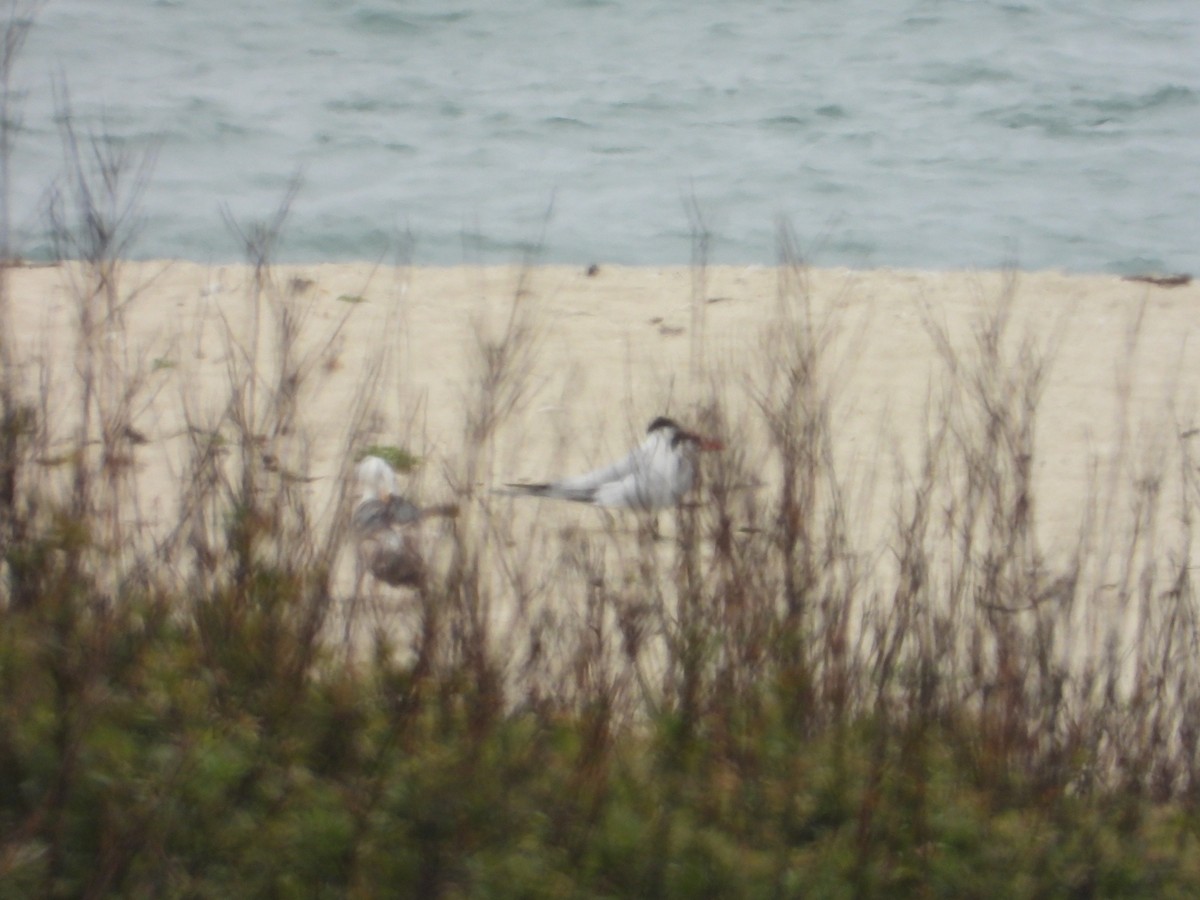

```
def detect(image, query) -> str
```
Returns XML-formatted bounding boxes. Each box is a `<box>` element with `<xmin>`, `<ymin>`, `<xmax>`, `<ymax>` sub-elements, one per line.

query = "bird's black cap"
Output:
<box><xmin>646</xmin><ymin>416</ymin><xmax>681</xmax><ymax>434</ymax></box>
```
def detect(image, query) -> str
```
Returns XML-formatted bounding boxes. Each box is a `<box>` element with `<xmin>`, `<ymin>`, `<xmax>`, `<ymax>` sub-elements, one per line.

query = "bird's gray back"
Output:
<box><xmin>351</xmin><ymin>495</ymin><xmax>422</xmax><ymax>534</ymax></box>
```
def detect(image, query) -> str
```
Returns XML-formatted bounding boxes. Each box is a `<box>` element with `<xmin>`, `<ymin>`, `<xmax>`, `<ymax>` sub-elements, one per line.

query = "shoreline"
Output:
<box><xmin>8</xmin><ymin>256</ymin><xmax>1193</xmax><ymax>279</ymax></box>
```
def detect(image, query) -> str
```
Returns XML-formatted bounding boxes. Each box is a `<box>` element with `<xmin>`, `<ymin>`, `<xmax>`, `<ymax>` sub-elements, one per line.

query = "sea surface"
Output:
<box><xmin>6</xmin><ymin>0</ymin><xmax>1199</xmax><ymax>272</ymax></box>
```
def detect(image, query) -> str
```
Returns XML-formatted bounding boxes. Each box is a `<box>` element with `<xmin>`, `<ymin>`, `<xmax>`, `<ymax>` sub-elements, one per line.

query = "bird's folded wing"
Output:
<box><xmin>495</xmin><ymin>435</ymin><xmax>656</xmax><ymax>503</ymax></box>
<box><xmin>552</xmin><ymin>440</ymin><xmax>649</xmax><ymax>492</ymax></box>
<box><xmin>590</xmin><ymin>468</ymin><xmax>676</xmax><ymax>508</ymax></box>
<box><xmin>589</xmin><ymin>471</ymin><xmax>644</xmax><ymax>507</ymax></box>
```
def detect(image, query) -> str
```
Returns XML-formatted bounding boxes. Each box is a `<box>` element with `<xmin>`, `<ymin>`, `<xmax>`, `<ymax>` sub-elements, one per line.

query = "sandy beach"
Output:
<box><xmin>5</xmin><ymin>261</ymin><xmax>1199</xmax><ymax>631</ymax></box>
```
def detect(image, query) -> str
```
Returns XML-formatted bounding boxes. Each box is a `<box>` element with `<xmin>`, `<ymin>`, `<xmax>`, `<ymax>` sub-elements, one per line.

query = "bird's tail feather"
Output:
<box><xmin>494</xmin><ymin>483</ymin><xmax>597</xmax><ymax>504</ymax></box>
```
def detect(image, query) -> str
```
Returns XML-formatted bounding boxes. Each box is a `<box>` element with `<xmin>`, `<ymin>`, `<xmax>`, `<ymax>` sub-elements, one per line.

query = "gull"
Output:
<box><xmin>351</xmin><ymin>455</ymin><xmax>456</xmax><ymax>588</ymax></box>
<box><xmin>499</xmin><ymin>416</ymin><xmax>722</xmax><ymax>510</ymax></box>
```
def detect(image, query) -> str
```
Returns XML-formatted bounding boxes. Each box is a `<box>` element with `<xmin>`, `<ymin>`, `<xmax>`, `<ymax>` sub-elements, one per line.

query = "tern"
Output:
<box><xmin>351</xmin><ymin>455</ymin><xmax>456</xmax><ymax>587</ymax></box>
<box><xmin>499</xmin><ymin>416</ymin><xmax>722</xmax><ymax>510</ymax></box>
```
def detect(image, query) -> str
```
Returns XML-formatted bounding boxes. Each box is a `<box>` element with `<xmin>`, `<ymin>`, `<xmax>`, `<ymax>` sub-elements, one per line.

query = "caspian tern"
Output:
<box><xmin>499</xmin><ymin>416</ymin><xmax>722</xmax><ymax>510</ymax></box>
<box><xmin>351</xmin><ymin>455</ymin><xmax>457</xmax><ymax>587</ymax></box>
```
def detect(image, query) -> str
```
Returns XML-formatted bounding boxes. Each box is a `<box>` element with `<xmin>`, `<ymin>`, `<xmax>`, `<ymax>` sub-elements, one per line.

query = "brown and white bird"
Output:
<box><xmin>351</xmin><ymin>455</ymin><xmax>456</xmax><ymax>587</ymax></box>
<box><xmin>499</xmin><ymin>416</ymin><xmax>722</xmax><ymax>511</ymax></box>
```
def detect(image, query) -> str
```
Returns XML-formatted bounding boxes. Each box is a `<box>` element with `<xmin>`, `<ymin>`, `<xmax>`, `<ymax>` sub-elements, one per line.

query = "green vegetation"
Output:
<box><xmin>3</xmin><ymin>600</ymin><xmax>1197</xmax><ymax>898</ymax></box>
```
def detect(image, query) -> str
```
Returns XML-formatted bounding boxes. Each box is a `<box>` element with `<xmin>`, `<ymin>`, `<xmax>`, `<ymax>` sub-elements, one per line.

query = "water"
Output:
<box><xmin>7</xmin><ymin>0</ymin><xmax>1199</xmax><ymax>272</ymax></box>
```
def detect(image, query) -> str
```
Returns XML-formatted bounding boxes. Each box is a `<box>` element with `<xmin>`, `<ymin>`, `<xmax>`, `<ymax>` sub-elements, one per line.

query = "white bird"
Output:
<box><xmin>499</xmin><ymin>416</ymin><xmax>722</xmax><ymax>510</ymax></box>
<box><xmin>351</xmin><ymin>455</ymin><xmax>457</xmax><ymax>587</ymax></box>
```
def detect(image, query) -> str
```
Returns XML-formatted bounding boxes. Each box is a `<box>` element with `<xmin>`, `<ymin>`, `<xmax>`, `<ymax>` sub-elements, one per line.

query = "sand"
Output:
<box><xmin>4</xmin><ymin>260</ymin><xmax>1199</xmax><ymax>614</ymax></box>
